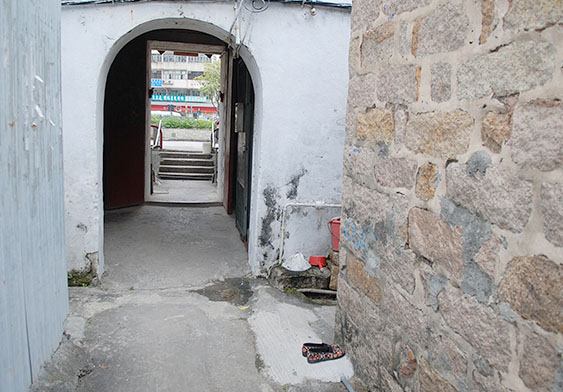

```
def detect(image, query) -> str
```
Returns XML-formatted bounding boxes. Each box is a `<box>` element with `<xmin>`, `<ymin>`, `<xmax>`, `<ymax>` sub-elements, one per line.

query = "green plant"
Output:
<box><xmin>151</xmin><ymin>115</ymin><xmax>212</xmax><ymax>130</ymax></box>
<box><xmin>195</xmin><ymin>61</ymin><xmax>221</xmax><ymax>108</ymax></box>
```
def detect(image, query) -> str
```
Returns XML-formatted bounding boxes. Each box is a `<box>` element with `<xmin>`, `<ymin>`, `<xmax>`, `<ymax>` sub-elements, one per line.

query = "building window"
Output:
<box><xmin>162</xmin><ymin>53</ymin><xmax>187</xmax><ymax>63</ymax></box>
<box><xmin>187</xmin><ymin>54</ymin><xmax>211</xmax><ymax>63</ymax></box>
<box><xmin>164</xmin><ymin>71</ymin><xmax>187</xmax><ymax>80</ymax></box>
<box><xmin>188</xmin><ymin>71</ymin><xmax>204</xmax><ymax>80</ymax></box>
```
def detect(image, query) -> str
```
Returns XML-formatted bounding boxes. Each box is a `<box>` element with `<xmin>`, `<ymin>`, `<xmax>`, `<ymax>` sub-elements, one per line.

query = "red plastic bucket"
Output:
<box><xmin>329</xmin><ymin>218</ymin><xmax>341</xmax><ymax>252</ymax></box>
<box><xmin>309</xmin><ymin>256</ymin><xmax>327</xmax><ymax>269</ymax></box>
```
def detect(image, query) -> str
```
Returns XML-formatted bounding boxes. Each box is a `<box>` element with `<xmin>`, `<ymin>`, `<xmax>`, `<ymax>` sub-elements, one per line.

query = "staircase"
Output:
<box><xmin>158</xmin><ymin>150</ymin><xmax>215</xmax><ymax>181</ymax></box>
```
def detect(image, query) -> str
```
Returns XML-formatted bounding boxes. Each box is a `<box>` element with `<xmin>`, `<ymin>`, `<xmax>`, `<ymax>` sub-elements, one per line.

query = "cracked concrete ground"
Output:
<box><xmin>37</xmin><ymin>206</ymin><xmax>355</xmax><ymax>391</ymax></box>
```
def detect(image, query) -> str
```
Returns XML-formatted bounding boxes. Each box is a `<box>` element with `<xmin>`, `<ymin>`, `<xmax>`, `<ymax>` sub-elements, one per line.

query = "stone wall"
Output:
<box><xmin>336</xmin><ymin>1</ymin><xmax>562</xmax><ymax>391</ymax></box>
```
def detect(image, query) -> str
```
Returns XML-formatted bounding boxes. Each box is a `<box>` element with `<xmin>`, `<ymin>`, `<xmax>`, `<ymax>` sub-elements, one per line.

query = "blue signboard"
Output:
<box><xmin>151</xmin><ymin>78</ymin><xmax>162</xmax><ymax>87</ymax></box>
<box><xmin>151</xmin><ymin>94</ymin><xmax>207</xmax><ymax>103</ymax></box>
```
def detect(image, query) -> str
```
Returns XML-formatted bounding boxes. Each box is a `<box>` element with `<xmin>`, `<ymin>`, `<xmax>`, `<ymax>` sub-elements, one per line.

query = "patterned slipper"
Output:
<box><xmin>301</xmin><ymin>342</ymin><xmax>330</xmax><ymax>357</ymax></box>
<box><xmin>306</xmin><ymin>344</ymin><xmax>345</xmax><ymax>364</ymax></box>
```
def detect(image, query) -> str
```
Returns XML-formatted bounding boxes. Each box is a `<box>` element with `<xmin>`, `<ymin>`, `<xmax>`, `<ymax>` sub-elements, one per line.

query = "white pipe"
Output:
<box><xmin>277</xmin><ymin>201</ymin><xmax>341</xmax><ymax>269</ymax></box>
<box><xmin>297</xmin><ymin>288</ymin><xmax>337</xmax><ymax>295</ymax></box>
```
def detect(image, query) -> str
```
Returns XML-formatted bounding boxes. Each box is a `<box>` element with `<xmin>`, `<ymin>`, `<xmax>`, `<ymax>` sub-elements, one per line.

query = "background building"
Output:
<box><xmin>150</xmin><ymin>51</ymin><xmax>218</xmax><ymax>119</ymax></box>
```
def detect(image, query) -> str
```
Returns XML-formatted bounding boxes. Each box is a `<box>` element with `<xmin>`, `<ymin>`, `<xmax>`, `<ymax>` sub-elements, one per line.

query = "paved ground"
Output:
<box><xmin>54</xmin><ymin>206</ymin><xmax>354</xmax><ymax>391</ymax></box>
<box><xmin>148</xmin><ymin>179</ymin><xmax>221</xmax><ymax>204</ymax></box>
<box><xmin>161</xmin><ymin>140</ymin><xmax>205</xmax><ymax>152</ymax></box>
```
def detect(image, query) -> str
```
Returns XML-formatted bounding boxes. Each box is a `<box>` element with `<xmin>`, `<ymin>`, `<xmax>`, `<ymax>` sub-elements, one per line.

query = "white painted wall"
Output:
<box><xmin>61</xmin><ymin>1</ymin><xmax>350</xmax><ymax>275</ymax></box>
<box><xmin>1</xmin><ymin>0</ymin><xmax>68</xmax><ymax>390</ymax></box>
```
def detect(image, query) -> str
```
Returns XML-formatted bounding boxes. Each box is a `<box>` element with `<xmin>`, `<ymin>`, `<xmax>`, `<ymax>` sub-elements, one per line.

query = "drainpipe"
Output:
<box><xmin>277</xmin><ymin>201</ymin><xmax>341</xmax><ymax>268</ymax></box>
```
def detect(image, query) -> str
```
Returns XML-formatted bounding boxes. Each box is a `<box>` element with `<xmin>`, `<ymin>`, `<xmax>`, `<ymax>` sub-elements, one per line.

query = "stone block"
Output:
<box><xmin>446</xmin><ymin>162</ymin><xmax>533</xmax><ymax>233</ymax></box>
<box><xmin>428</xmin><ymin>333</ymin><xmax>468</xmax><ymax>383</ymax></box>
<box><xmin>461</xmin><ymin>261</ymin><xmax>494</xmax><ymax>304</ymax></box>
<box><xmin>457</xmin><ymin>40</ymin><xmax>555</xmax><ymax>100</ymax></box>
<box><xmin>348</xmin><ymin>253</ymin><xmax>383</xmax><ymax>305</ymax></box>
<box><xmin>381</xmin><ymin>367</ymin><xmax>405</xmax><ymax>392</ymax></box>
<box><xmin>440</xmin><ymin>286</ymin><xmax>512</xmax><ymax>371</ymax></box>
<box><xmin>394</xmin><ymin>107</ymin><xmax>407</xmax><ymax>148</ymax></box>
<box><xmin>383</xmin><ymin>283</ymin><xmax>428</xmax><ymax>347</ymax></box>
<box><xmin>480</xmin><ymin>0</ymin><xmax>495</xmax><ymax>44</ymax></box>
<box><xmin>415</xmin><ymin>162</ymin><xmax>439</xmax><ymax>201</ymax></box>
<box><xmin>347</xmin><ymin>74</ymin><xmax>377</xmax><ymax>111</ymax></box>
<box><xmin>418</xmin><ymin>357</ymin><xmax>458</xmax><ymax>392</ymax></box>
<box><xmin>425</xmin><ymin>273</ymin><xmax>447</xmax><ymax>311</ymax></box>
<box><xmin>440</xmin><ymin>197</ymin><xmax>494</xmax><ymax>303</ymax></box>
<box><xmin>349</xmin><ymin>36</ymin><xmax>361</xmax><ymax>72</ymax></box>
<box><xmin>382</xmin><ymin>0</ymin><xmax>432</xmax><ymax>16</ymax></box>
<box><xmin>343</xmin><ymin>145</ymin><xmax>376</xmax><ymax>183</ymax></box>
<box><xmin>431</xmin><ymin>63</ymin><xmax>452</xmax><ymax>103</ymax></box>
<box><xmin>380</xmin><ymin>247</ymin><xmax>416</xmax><ymax>295</ymax></box>
<box><xmin>498</xmin><ymin>255</ymin><xmax>563</xmax><ymax>334</ymax></box>
<box><xmin>351</xmin><ymin>0</ymin><xmax>380</xmax><ymax>34</ymax></box>
<box><xmin>341</xmin><ymin>175</ymin><xmax>354</xmax><ymax>215</ymax></box>
<box><xmin>337</xmin><ymin>275</ymin><xmax>367</xmax><ymax>328</ymax></box>
<box><xmin>362</xmin><ymin>22</ymin><xmax>395</xmax><ymax>64</ymax></box>
<box><xmin>503</xmin><ymin>0</ymin><xmax>563</xmax><ymax>32</ymax></box>
<box><xmin>346</xmin><ymin>183</ymin><xmax>409</xmax><ymax>233</ymax></box>
<box><xmin>473</xmin><ymin>234</ymin><xmax>501</xmax><ymax>277</ymax></box>
<box><xmin>399</xmin><ymin>22</ymin><xmax>410</xmax><ymax>56</ymax></box>
<box><xmin>440</xmin><ymin>197</ymin><xmax>492</xmax><ymax>265</ymax></box>
<box><xmin>408</xmin><ymin>208</ymin><xmax>464</xmax><ymax>283</ymax></box>
<box><xmin>541</xmin><ymin>182</ymin><xmax>563</xmax><ymax>248</ymax></box>
<box><xmin>472</xmin><ymin>353</ymin><xmax>493</xmax><ymax>377</ymax></box>
<box><xmin>356</xmin><ymin>107</ymin><xmax>395</xmax><ymax>145</ymax></box>
<box><xmin>519</xmin><ymin>331</ymin><xmax>560</xmax><ymax>392</ymax></box>
<box><xmin>510</xmin><ymin>100</ymin><xmax>563</xmax><ymax>171</ymax></box>
<box><xmin>472</xmin><ymin>369</ymin><xmax>510</xmax><ymax>392</ymax></box>
<box><xmin>377</xmin><ymin>65</ymin><xmax>418</xmax><ymax>104</ymax></box>
<box><xmin>268</xmin><ymin>265</ymin><xmax>331</xmax><ymax>290</ymax></box>
<box><xmin>412</xmin><ymin>4</ymin><xmax>468</xmax><ymax>57</ymax></box>
<box><xmin>374</xmin><ymin>156</ymin><xmax>417</xmax><ymax>188</ymax></box>
<box><xmin>466</xmin><ymin>150</ymin><xmax>492</xmax><ymax>178</ymax></box>
<box><xmin>481</xmin><ymin>111</ymin><xmax>511</xmax><ymax>153</ymax></box>
<box><xmin>405</xmin><ymin>110</ymin><xmax>474</xmax><ymax>159</ymax></box>
<box><xmin>327</xmin><ymin>255</ymin><xmax>339</xmax><ymax>291</ymax></box>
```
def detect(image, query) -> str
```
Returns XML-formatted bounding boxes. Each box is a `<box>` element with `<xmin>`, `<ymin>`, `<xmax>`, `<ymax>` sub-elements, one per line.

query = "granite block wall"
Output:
<box><xmin>337</xmin><ymin>1</ymin><xmax>563</xmax><ymax>390</ymax></box>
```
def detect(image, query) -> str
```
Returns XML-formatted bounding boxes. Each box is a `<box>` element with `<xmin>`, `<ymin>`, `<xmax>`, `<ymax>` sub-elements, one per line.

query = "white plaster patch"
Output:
<box><xmin>249</xmin><ymin>294</ymin><xmax>354</xmax><ymax>384</ymax></box>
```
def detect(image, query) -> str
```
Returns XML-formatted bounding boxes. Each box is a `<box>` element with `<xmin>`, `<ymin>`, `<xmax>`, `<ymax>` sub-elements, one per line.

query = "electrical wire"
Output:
<box><xmin>62</xmin><ymin>0</ymin><xmax>351</xmax><ymax>9</ymax></box>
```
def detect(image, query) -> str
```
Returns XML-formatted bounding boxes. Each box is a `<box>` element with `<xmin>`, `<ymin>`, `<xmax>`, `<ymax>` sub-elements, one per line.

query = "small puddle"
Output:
<box><xmin>194</xmin><ymin>278</ymin><xmax>253</xmax><ymax>306</ymax></box>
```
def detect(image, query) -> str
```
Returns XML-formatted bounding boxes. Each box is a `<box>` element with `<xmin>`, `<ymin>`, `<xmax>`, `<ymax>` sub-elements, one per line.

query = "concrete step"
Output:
<box><xmin>160</xmin><ymin>165</ymin><xmax>214</xmax><ymax>174</ymax></box>
<box><xmin>159</xmin><ymin>151</ymin><xmax>212</xmax><ymax>160</ymax></box>
<box><xmin>159</xmin><ymin>172</ymin><xmax>213</xmax><ymax>181</ymax></box>
<box><xmin>160</xmin><ymin>158</ymin><xmax>214</xmax><ymax>167</ymax></box>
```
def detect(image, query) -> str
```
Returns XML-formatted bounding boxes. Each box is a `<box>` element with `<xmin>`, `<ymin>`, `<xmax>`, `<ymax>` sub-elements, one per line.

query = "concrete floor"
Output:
<box><xmin>148</xmin><ymin>180</ymin><xmax>221</xmax><ymax>204</ymax></box>
<box><xmin>61</xmin><ymin>206</ymin><xmax>354</xmax><ymax>391</ymax></box>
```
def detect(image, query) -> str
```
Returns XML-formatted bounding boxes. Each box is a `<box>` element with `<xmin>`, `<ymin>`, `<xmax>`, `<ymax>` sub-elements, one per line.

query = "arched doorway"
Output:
<box><xmin>103</xmin><ymin>28</ymin><xmax>255</xmax><ymax>241</ymax></box>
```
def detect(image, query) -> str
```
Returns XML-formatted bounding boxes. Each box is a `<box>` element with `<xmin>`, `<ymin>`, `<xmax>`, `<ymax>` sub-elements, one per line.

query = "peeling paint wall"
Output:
<box><xmin>0</xmin><ymin>0</ymin><xmax>68</xmax><ymax>390</ymax></box>
<box><xmin>61</xmin><ymin>1</ymin><xmax>350</xmax><ymax>275</ymax></box>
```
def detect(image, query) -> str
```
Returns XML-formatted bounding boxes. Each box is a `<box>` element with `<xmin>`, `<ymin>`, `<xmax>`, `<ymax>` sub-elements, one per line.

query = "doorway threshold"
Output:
<box><xmin>145</xmin><ymin>200</ymin><xmax>223</xmax><ymax>208</ymax></box>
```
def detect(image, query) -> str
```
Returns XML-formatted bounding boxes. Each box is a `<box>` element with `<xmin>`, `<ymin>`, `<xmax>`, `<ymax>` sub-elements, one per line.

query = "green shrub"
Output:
<box><xmin>151</xmin><ymin>115</ymin><xmax>212</xmax><ymax>130</ymax></box>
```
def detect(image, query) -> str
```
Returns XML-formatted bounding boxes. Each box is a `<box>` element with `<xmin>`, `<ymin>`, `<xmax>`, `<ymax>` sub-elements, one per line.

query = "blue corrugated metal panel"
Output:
<box><xmin>0</xmin><ymin>0</ymin><xmax>69</xmax><ymax>390</ymax></box>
